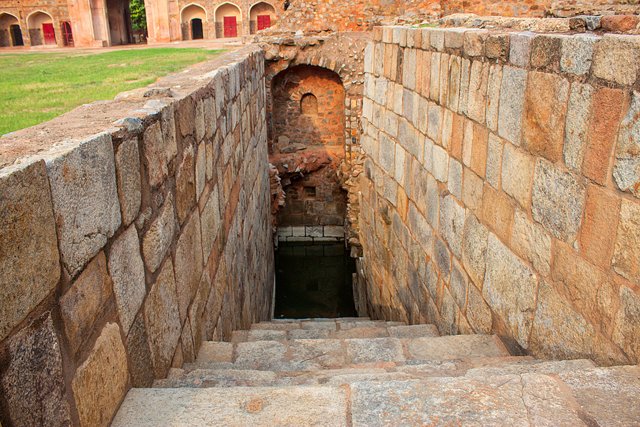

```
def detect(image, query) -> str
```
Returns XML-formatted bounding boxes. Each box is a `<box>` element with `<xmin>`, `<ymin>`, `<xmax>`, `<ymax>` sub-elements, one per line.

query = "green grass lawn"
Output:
<box><xmin>0</xmin><ymin>48</ymin><xmax>224</xmax><ymax>135</ymax></box>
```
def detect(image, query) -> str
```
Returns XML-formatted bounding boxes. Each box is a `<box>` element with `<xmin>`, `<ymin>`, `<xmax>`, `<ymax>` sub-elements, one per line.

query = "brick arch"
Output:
<box><xmin>0</xmin><ymin>12</ymin><xmax>21</xmax><ymax>47</ymax></box>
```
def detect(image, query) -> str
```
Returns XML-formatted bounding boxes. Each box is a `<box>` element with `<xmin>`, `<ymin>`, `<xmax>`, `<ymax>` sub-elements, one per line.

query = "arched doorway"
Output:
<box><xmin>214</xmin><ymin>3</ymin><xmax>241</xmax><ymax>38</ymax></box>
<box><xmin>27</xmin><ymin>11</ymin><xmax>56</xmax><ymax>46</ymax></box>
<box><xmin>61</xmin><ymin>21</ymin><xmax>73</xmax><ymax>46</ymax></box>
<box><xmin>180</xmin><ymin>4</ymin><xmax>206</xmax><ymax>40</ymax></box>
<box><xmin>0</xmin><ymin>13</ymin><xmax>23</xmax><ymax>47</ymax></box>
<box><xmin>249</xmin><ymin>2</ymin><xmax>275</xmax><ymax>34</ymax></box>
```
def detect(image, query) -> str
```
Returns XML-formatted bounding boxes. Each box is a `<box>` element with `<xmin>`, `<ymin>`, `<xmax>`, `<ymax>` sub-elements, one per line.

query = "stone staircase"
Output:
<box><xmin>112</xmin><ymin>318</ymin><xmax>640</xmax><ymax>426</ymax></box>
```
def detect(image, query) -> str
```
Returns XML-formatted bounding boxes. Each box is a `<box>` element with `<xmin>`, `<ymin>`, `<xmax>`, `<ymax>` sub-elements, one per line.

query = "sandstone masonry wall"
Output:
<box><xmin>360</xmin><ymin>26</ymin><xmax>640</xmax><ymax>366</ymax></box>
<box><xmin>0</xmin><ymin>46</ymin><xmax>274</xmax><ymax>427</ymax></box>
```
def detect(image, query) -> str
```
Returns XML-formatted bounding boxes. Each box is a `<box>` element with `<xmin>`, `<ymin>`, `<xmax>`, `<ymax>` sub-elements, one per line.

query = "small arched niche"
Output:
<box><xmin>300</xmin><ymin>93</ymin><xmax>318</xmax><ymax>116</ymax></box>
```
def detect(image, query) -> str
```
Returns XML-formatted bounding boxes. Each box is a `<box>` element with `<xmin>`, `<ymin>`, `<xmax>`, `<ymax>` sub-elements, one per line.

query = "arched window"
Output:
<box><xmin>300</xmin><ymin>93</ymin><xmax>318</xmax><ymax>116</ymax></box>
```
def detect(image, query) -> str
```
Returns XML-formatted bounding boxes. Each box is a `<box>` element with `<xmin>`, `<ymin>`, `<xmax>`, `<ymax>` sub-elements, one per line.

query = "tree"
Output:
<box><xmin>130</xmin><ymin>0</ymin><xmax>147</xmax><ymax>31</ymax></box>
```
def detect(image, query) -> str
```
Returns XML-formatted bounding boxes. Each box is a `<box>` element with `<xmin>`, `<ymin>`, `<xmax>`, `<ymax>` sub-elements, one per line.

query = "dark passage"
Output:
<box><xmin>274</xmin><ymin>242</ymin><xmax>356</xmax><ymax>318</ymax></box>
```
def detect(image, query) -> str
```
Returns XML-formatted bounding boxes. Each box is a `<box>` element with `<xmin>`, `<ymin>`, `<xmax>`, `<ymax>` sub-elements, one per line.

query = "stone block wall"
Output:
<box><xmin>0</xmin><ymin>46</ymin><xmax>274</xmax><ymax>426</ymax></box>
<box><xmin>360</xmin><ymin>26</ymin><xmax>640</xmax><ymax>366</ymax></box>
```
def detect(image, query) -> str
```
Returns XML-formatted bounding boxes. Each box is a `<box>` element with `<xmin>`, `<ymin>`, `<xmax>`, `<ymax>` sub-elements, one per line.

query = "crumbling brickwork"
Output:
<box><xmin>359</xmin><ymin>25</ymin><xmax>640</xmax><ymax>366</ymax></box>
<box><xmin>0</xmin><ymin>46</ymin><xmax>274</xmax><ymax>427</ymax></box>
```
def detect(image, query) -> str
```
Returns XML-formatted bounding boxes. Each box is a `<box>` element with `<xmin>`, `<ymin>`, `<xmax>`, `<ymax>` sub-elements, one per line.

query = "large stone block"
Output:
<box><xmin>614</xmin><ymin>91</ymin><xmax>640</xmax><ymax>199</ymax></box>
<box><xmin>481</xmin><ymin>184</ymin><xmax>514</xmax><ymax>242</ymax></box>
<box><xmin>466</xmin><ymin>61</ymin><xmax>489</xmax><ymax>124</ymax></box>
<box><xmin>195</xmin><ymin>141</ymin><xmax>206</xmax><ymax>201</ymax></box>
<box><xmin>612</xmin><ymin>199</ymin><xmax>640</xmax><ymax>283</ymax></box>
<box><xmin>173</xmin><ymin>211</ymin><xmax>204</xmax><ymax>322</ymax></box>
<box><xmin>461</xmin><ymin>214</ymin><xmax>488</xmax><ymax>287</ymax></box>
<box><xmin>613</xmin><ymin>286</ymin><xmax>640</xmax><ymax>363</ymax></box>
<box><xmin>511</xmin><ymin>210</ymin><xmax>551</xmax><ymax>277</ymax></box>
<box><xmin>532</xmin><ymin>159</ymin><xmax>586</xmax><ymax>242</ymax></box>
<box><xmin>46</xmin><ymin>134</ymin><xmax>121</xmax><ymax>276</ymax></box>
<box><xmin>60</xmin><ymin>251</ymin><xmax>113</xmax><ymax>355</ymax></box>
<box><xmin>486</xmin><ymin>65</ymin><xmax>502</xmax><ymax>132</ymax></box>
<box><xmin>522</xmin><ymin>71</ymin><xmax>569</xmax><ymax>162</ymax></box>
<box><xmin>176</xmin><ymin>145</ymin><xmax>196</xmax><ymax>224</ymax></box>
<box><xmin>109</xmin><ymin>225</ymin><xmax>146</xmax><ymax>335</ymax></box>
<box><xmin>125</xmin><ymin>312</ymin><xmax>154</xmax><ymax>388</ymax></box>
<box><xmin>0</xmin><ymin>313</ymin><xmax>71</xmax><ymax>427</ymax></box>
<box><xmin>579</xmin><ymin>185</ymin><xmax>620</xmax><ymax>269</ymax></box>
<box><xmin>497</xmin><ymin>66</ymin><xmax>527</xmax><ymax>146</ymax></box>
<box><xmin>143</xmin><ymin>121</ymin><xmax>170</xmax><ymax>188</ymax></box>
<box><xmin>72</xmin><ymin>323</ymin><xmax>129</xmax><ymax>427</ymax></box>
<box><xmin>142</xmin><ymin>194</ymin><xmax>177</xmax><ymax>273</ymax></box>
<box><xmin>466</xmin><ymin>282</ymin><xmax>492</xmax><ymax>334</ymax></box>
<box><xmin>583</xmin><ymin>88</ymin><xmax>626</xmax><ymax>185</ymax></box>
<box><xmin>560</xmin><ymin>34</ymin><xmax>596</xmax><ymax>76</ymax></box>
<box><xmin>552</xmin><ymin>242</ymin><xmax>616</xmax><ymax>334</ymax></box>
<box><xmin>485</xmin><ymin>133</ymin><xmax>503</xmax><ymax>189</ymax></box>
<box><xmin>563</xmin><ymin>83</ymin><xmax>593</xmax><ymax>172</ymax></box>
<box><xmin>501</xmin><ymin>144</ymin><xmax>534</xmax><ymax>209</ymax></box>
<box><xmin>439</xmin><ymin>195</ymin><xmax>465</xmax><ymax>259</ymax></box>
<box><xmin>200</xmin><ymin>185</ymin><xmax>221</xmax><ymax>259</ymax></box>
<box><xmin>592</xmin><ymin>35</ymin><xmax>640</xmax><ymax>86</ymax></box>
<box><xmin>530</xmin><ymin>281</ymin><xmax>595</xmax><ymax>359</ymax></box>
<box><xmin>483</xmin><ymin>234</ymin><xmax>538</xmax><ymax>349</ymax></box>
<box><xmin>0</xmin><ymin>160</ymin><xmax>60</xmax><ymax>341</ymax></box>
<box><xmin>114</xmin><ymin>138</ymin><xmax>141</xmax><ymax>226</ymax></box>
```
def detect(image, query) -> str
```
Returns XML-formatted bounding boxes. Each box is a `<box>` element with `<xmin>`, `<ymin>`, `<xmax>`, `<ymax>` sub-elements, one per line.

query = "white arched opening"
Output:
<box><xmin>214</xmin><ymin>2</ymin><xmax>241</xmax><ymax>38</ymax></box>
<box><xmin>27</xmin><ymin>10</ymin><xmax>55</xmax><ymax>46</ymax></box>
<box><xmin>0</xmin><ymin>13</ymin><xmax>23</xmax><ymax>47</ymax></box>
<box><xmin>180</xmin><ymin>3</ymin><xmax>207</xmax><ymax>40</ymax></box>
<box><xmin>249</xmin><ymin>1</ymin><xmax>275</xmax><ymax>34</ymax></box>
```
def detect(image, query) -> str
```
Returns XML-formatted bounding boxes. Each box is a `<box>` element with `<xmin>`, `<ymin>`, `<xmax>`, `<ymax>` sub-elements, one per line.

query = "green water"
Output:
<box><xmin>274</xmin><ymin>242</ymin><xmax>357</xmax><ymax>318</ymax></box>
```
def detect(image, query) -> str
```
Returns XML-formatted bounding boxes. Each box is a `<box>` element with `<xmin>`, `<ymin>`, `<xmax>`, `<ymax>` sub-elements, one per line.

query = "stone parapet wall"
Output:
<box><xmin>0</xmin><ymin>46</ymin><xmax>274</xmax><ymax>426</ymax></box>
<box><xmin>360</xmin><ymin>26</ymin><xmax>640</xmax><ymax>365</ymax></box>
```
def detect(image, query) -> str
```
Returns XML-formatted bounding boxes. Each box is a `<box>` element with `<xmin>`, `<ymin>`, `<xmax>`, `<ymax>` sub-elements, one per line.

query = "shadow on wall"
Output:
<box><xmin>269</xmin><ymin>64</ymin><xmax>348</xmax><ymax>228</ymax></box>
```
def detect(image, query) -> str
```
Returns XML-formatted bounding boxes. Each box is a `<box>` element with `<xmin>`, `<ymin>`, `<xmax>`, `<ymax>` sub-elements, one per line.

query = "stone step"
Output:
<box><xmin>249</xmin><ymin>319</ymin><xmax>405</xmax><ymax>332</ymax></box>
<box><xmin>232</xmin><ymin>324</ymin><xmax>439</xmax><ymax>342</ymax></box>
<box><xmin>156</xmin><ymin>357</ymin><xmax>596</xmax><ymax>388</ymax></box>
<box><xmin>115</xmin><ymin>368</ymin><xmax>640</xmax><ymax>426</ymax></box>
<box><xmin>189</xmin><ymin>335</ymin><xmax>510</xmax><ymax>372</ymax></box>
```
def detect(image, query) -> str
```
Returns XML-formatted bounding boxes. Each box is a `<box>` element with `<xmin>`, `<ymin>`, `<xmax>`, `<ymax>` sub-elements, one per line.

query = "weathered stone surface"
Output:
<box><xmin>583</xmin><ymin>88</ymin><xmax>626</xmax><ymax>185</ymax></box>
<box><xmin>467</xmin><ymin>61</ymin><xmax>489</xmax><ymax>124</ymax></box>
<box><xmin>501</xmin><ymin>144</ymin><xmax>533</xmax><ymax>209</ymax></box>
<box><xmin>406</xmin><ymin>334</ymin><xmax>508</xmax><ymax>360</ymax></box>
<box><xmin>614</xmin><ymin>91</ymin><xmax>640</xmax><ymax>199</ymax></box>
<box><xmin>560</xmin><ymin>34</ymin><xmax>595</xmax><ymax>76</ymax></box>
<box><xmin>484</xmin><ymin>234</ymin><xmax>538</xmax><ymax>349</ymax></box>
<box><xmin>143</xmin><ymin>121</ymin><xmax>171</xmax><ymax>187</ymax></box>
<box><xmin>511</xmin><ymin>210</ymin><xmax>551</xmax><ymax>276</ymax></box>
<box><xmin>176</xmin><ymin>145</ymin><xmax>196</xmax><ymax>224</ymax></box>
<box><xmin>126</xmin><ymin>312</ymin><xmax>155</xmax><ymax>387</ymax></box>
<box><xmin>60</xmin><ymin>251</ymin><xmax>113</xmax><ymax>355</ymax></box>
<box><xmin>532</xmin><ymin>159</ymin><xmax>586</xmax><ymax>242</ymax></box>
<box><xmin>480</xmin><ymin>184</ymin><xmax>514</xmax><ymax>242</ymax></box>
<box><xmin>112</xmin><ymin>386</ymin><xmax>348</xmax><ymax>427</ymax></box>
<box><xmin>0</xmin><ymin>313</ymin><xmax>71</xmax><ymax>427</ymax></box>
<box><xmin>173</xmin><ymin>211</ymin><xmax>204</xmax><ymax>321</ymax></box>
<box><xmin>530</xmin><ymin>281</ymin><xmax>595</xmax><ymax>359</ymax></box>
<box><xmin>200</xmin><ymin>186</ymin><xmax>221</xmax><ymax>258</ymax></box>
<box><xmin>351</xmin><ymin>375</ymin><xmax>585</xmax><ymax>427</ymax></box>
<box><xmin>447</xmin><ymin>158</ymin><xmax>462</xmax><ymax>199</ymax></box>
<box><xmin>560</xmin><ymin>366</ymin><xmax>640</xmax><ymax>426</ymax></box>
<box><xmin>72</xmin><ymin>323</ymin><xmax>129</xmax><ymax>427</ymax></box>
<box><xmin>197</xmin><ymin>342</ymin><xmax>234</xmax><ymax>363</ymax></box>
<box><xmin>461</xmin><ymin>214</ymin><xmax>488</xmax><ymax>286</ymax></box>
<box><xmin>486</xmin><ymin>65</ymin><xmax>502</xmax><ymax>132</ymax></box>
<box><xmin>144</xmin><ymin>258</ymin><xmax>182</xmax><ymax>378</ymax></box>
<box><xmin>109</xmin><ymin>225</ymin><xmax>146</xmax><ymax>335</ymax></box>
<box><xmin>46</xmin><ymin>133</ymin><xmax>121</xmax><ymax>276</ymax></box>
<box><xmin>485</xmin><ymin>133</ymin><xmax>503</xmax><ymax>189</ymax></box>
<box><xmin>563</xmin><ymin>82</ymin><xmax>593</xmax><ymax>172</ymax></box>
<box><xmin>346</xmin><ymin>338</ymin><xmax>404</xmax><ymax>364</ymax></box>
<box><xmin>612</xmin><ymin>199</ymin><xmax>640</xmax><ymax>283</ymax></box>
<box><xmin>234</xmin><ymin>341</ymin><xmax>287</xmax><ymax>370</ymax></box>
<box><xmin>592</xmin><ymin>35</ymin><xmax>640</xmax><ymax>86</ymax></box>
<box><xmin>466</xmin><ymin>283</ymin><xmax>492</xmax><ymax>334</ymax></box>
<box><xmin>142</xmin><ymin>194</ymin><xmax>177</xmax><ymax>273</ymax></box>
<box><xmin>0</xmin><ymin>160</ymin><xmax>60</xmax><ymax>341</ymax></box>
<box><xmin>522</xmin><ymin>71</ymin><xmax>569</xmax><ymax>162</ymax></box>
<box><xmin>579</xmin><ymin>185</ymin><xmax>619</xmax><ymax>269</ymax></box>
<box><xmin>552</xmin><ymin>242</ymin><xmax>616</xmax><ymax>336</ymax></box>
<box><xmin>612</xmin><ymin>286</ymin><xmax>640</xmax><ymax>363</ymax></box>
<box><xmin>195</xmin><ymin>141</ymin><xmax>206</xmax><ymax>201</ymax></box>
<box><xmin>497</xmin><ymin>66</ymin><xmax>526</xmax><ymax>146</ymax></box>
<box><xmin>439</xmin><ymin>195</ymin><xmax>465</xmax><ymax>258</ymax></box>
<box><xmin>114</xmin><ymin>138</ymin><xmax>141</xmax><ymax>226</ymax></box>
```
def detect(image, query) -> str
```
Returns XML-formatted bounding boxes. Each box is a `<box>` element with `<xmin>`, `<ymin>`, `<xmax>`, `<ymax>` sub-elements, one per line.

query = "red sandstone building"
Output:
<box><xmin>0</xmin><ymin>0</ymin><xmax>278</xmax><ymax>48</ymax></box>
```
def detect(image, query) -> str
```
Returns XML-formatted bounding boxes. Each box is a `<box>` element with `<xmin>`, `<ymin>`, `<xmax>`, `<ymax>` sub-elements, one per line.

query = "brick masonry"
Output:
<box><xmin>359</xmin><ymin>25</ymin><xmax>640</xmax><ymax>366</ymax></box>
<box><xmin>0</xmin><ymin>46</ymin><xmax>274</xmax><ymax>426</ymax></box>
